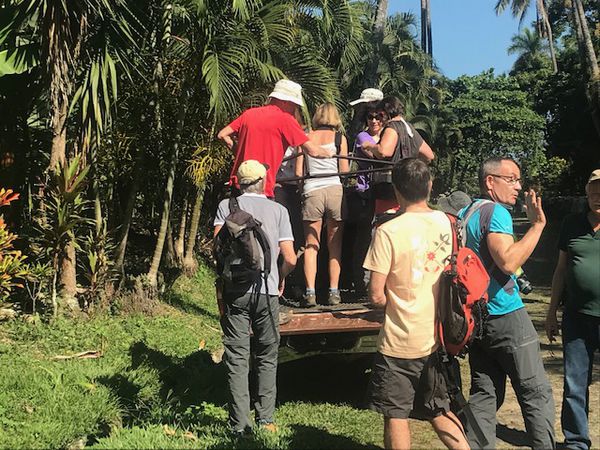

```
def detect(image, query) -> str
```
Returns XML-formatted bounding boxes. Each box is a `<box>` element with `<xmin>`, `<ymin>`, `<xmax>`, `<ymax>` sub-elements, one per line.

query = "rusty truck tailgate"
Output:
<box><xmin>279</xmin><ymin>304</ymin><xmax>384</xmax><ymax>336</ymax></box>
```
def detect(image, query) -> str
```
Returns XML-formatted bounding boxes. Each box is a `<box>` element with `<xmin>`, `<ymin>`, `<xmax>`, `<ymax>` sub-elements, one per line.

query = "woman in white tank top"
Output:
<box><xmin>295</xmin><ymin>103</ymin><xmax>349</xmax><ymax>307</ymax></box>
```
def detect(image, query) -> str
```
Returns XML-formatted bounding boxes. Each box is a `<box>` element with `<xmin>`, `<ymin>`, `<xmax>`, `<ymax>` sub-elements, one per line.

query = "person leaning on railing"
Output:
<box><xmin>361</xmin><ymin>96</ymin><xmax>434</xmax><ymax>218</ymax></box>
<box><xmin>295</xmin><ymin>103</ymin><xmax>349</xmax><ymax>308</ymax></box>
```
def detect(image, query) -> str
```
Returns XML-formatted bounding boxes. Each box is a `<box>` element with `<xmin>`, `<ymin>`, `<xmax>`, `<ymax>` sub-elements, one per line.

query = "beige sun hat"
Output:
<box><xmin>268</xmin><ymin>79</ymin><xmax>304</xmax><ymax>107</ymax></box>
<box><xmin>587</xmin><ymin>169</ymin><xmax>600</xmax><ymax>185</ymax></box>
<box><xmin>237</xmin><ymin>160</ymin><xmax>269</xmax><ymax>185</ymax></box>
<box><xmin>349</xmin><ymin>88</ymin><xmax>384</xmax><ymax>106</ymax></box>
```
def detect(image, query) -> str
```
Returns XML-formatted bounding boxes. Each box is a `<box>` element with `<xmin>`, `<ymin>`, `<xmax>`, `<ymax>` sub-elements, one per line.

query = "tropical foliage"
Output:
<box><xmin>0</xmin><ymin>189</ymin><xmax>28</xmax><ymax>302</ymax></box>
<box><xmin>0</xmin><ymin>0</ymin><xmax>597</xmax><ymax>313</ymax></box>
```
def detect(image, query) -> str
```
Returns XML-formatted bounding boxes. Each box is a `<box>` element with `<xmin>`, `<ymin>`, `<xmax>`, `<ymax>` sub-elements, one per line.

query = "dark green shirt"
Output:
<box><xmin>558</xmin><ymin>213</ymin><xmax>600</xmax><ymax>317</ymax></box>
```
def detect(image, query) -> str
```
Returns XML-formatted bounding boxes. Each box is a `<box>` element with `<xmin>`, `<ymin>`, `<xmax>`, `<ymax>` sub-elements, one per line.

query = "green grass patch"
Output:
<box><xmin>0</xmin><ymin>265</ymin><xmax>389</xmax><ymax>449</ymax></box>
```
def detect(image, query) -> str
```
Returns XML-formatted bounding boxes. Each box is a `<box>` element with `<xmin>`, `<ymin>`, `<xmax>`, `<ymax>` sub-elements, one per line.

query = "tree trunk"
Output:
<box><xmin>58</xmin><ymin>241</ymin><xmax>79</xmax><ymax>312</ymax></box>
<box><xmin>421</xmin><ymin>0</ymin><xmax>427</xmax><ymax>53</ymax></box>
<box><xmin>420</xmin><ymin>0</ymin><xmax>432</xmax><ymax>56</ymax></box>
<box><xmin>147</xmin><ymin>87</ymin><xmax>190</xmax><ymax>286</ymax></box>
<box><xmin>362</xmin><ymin>0</ymin><xmax>388</xmax><ymax>88</ymax></box>
<box><xmin>174</xmin><ymin>193</ymin><xmax>188</xmax><ymax>264</ymax></box>
<box><xmin>573</xmin><ymin>0</ymin><xmax>599</xmax><ymax>80</ymax></box>
<box><xmin>571</xmin><ymin>0</ymin><xmax>600</xmax><ymax>137</ymax></box>
<box><xmin>164</xmin><ymin>219</ymin><xmax>177</xmax><ymax>269</ymax></box>
<box><xmin>426</xmin><ymin>0</ymin><xmax>432</xmax><ymax>56</ymax></box>
<box><xmin>183</xmin><ymin>184</ymin><xmax>206</xmax><ymax>275</ymax></box>
<box><xmin>114</xmin><ymin>148</ymin><xmax>144</xmax><ymax>275</ymax></box>
<box><xmin>537</xmin><ymin>0</ymin><xmax>558</xmax><ymax>73</ymax></box>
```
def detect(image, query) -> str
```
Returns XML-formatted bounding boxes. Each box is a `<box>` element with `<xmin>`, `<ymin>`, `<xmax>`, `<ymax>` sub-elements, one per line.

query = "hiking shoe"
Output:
<box><xmin>278</xmin><ymin>311</ymin><xmax>291</xmax><ymax>325</ymax></box>
<box><xmin>230</xmin><ymin>426</ymin><xmax>252</xmax><ymax>440</ymax></box>
<box><xmin>327</xmin><ymin>291</ymin><xmax>341</xmax><ymax>306</ymax></box>
<box><xmin>258</xmin><ymin>422</ymin><xmax>278</xmax><ymax>433</ymax></box>
<box><xmin>300</xmin><ymin>293</ymin><xmax>317</xmax><ymax>308</ymax></box>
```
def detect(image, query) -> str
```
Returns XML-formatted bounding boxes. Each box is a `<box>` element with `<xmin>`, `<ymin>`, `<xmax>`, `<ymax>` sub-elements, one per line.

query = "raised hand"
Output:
<box><xmin>524</xmin><ymin>189</ymin><xmax>546</xmax><ymax>227</ymax></box>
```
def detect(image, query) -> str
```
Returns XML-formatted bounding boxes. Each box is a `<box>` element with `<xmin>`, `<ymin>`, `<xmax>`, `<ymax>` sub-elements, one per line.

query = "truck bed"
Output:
<box><xmin>279</xmin><ymin>301</ymin><xmax>384</xmax><ymax>336</ymax></box>
<box><xmin>278</xmin><ymin>298</ymin><xmax>384</xmax><ymax>362</ymax></box>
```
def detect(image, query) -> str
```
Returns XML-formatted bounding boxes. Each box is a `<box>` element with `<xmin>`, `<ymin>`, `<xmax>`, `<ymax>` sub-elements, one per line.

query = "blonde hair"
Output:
<box><xmin>311</xmin><ymin>102</ymin><xmax>342</xmax><ymax>130</ymax></box>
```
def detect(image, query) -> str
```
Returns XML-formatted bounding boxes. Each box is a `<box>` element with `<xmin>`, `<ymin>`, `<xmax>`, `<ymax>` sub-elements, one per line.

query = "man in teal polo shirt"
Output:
<box><xmin>546</xmin><ymin>169</ymin><xmax>600</xmax><ymax>450</ymax></box>
<box><xmin>459</xmin><ymin>156</ymin><xmax>555</xmax><ymax>449</ymax></box>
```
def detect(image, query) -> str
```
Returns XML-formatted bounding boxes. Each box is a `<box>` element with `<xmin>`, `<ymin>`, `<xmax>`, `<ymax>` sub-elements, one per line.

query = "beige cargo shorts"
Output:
<box><xmin>302</xmin><ymin>185</ymin><xmax>346</xmax><ymax>222</ymax></box>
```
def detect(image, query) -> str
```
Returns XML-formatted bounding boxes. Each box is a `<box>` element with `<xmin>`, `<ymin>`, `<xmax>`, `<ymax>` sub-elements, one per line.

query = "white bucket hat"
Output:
<box><xmin>268</xmin><ymin>79</ymin><xmax>304</xmax><ymax>107</ymax></box>
<box><xmin>349</xmin><ymin>88</ymin><xmax>384</xmax><ymax>106</ymax></box>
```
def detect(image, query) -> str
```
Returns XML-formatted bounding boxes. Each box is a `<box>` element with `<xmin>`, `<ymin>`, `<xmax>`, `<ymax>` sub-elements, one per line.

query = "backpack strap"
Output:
<box><xmin>229</xmin><ymin>195</ymin><xmax>240</xmax><ymax>213</ymax></box>
<box><xmin>444</xmin><ymin>213</ymin><xmax>459</xmax><ymax>255</ymax></box>
<box><xmin>253</xmin><ymin>223</ymin><xmax>271</xmax><ymax>276</ymax></box>
<box><xmin>458</xmin><ymin>199</ymin><xmax>494</xmax><ymax>247</ymax></box>
<box><xmin>334</xmin><ymin>131</ymin><xmax>342</xmax><ymax>155</ymax></box>
<box><xmin>461</xmin><ymin>199</ymin><xmax>502</xmax><ymax>278</ymax></box>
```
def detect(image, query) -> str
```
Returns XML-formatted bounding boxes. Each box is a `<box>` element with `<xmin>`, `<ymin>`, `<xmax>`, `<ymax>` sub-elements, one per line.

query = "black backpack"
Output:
<box><xmin>213</xmin><ymin>197</ymin><xmax>271</xmax><ymax>294</ymax></box>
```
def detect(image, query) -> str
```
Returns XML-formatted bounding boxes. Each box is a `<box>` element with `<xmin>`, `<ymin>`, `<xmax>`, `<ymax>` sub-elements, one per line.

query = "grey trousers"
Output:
<box><xmin>221</xmin><ymin>292</ymin><xmax>279</xmax><ymax>432</ymax></box>
<box><xmin>465</xmin><ymin>307</ymin><xmax>555</xmax><ymax>449</ymax></box>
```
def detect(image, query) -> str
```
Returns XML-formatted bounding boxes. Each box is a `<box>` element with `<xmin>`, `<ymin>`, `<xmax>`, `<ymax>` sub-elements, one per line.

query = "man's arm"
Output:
<box><xmin>301</xmin><ymin>139</ymin><xmax>335</xmax><ymax>158</ymax></box>
<box><xmin>217</xmin><ymin>126</ymin><xmax>236</xmax><ymax>151</ymax></box>
<box><xmin>278</xmin><ymin>240</ymin><xmax>297</xmax><ymax>295</ymax></box>
<box><xmin>546</xmin><ymin>250</ymin><xmax>567</xmax><ymax>342</ymax></box>
<box><xmin>368</xmin><ymin>271</ymin><xmax>387</xmax><ymax>308</ymax></box>
<box><xmin>487</xmin><ymin>190</ymin><xmax>546</xmax><ymax>274</ymax></box>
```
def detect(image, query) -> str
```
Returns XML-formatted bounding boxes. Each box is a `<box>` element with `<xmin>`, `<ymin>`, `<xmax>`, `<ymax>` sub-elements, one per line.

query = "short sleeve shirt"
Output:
<box><xmin>228</xmin><ymin>105</ymin><xmax>309</xmax><ymax>197</ymax></box>
<box><xmin>353</xmin><ymin>131</ymin><xmax>378</xmax><ymax>192</ymax></box>
<box><xmin>214</xmin><ymin>193</ymin><xmax>294</xmax><ymax>296</ymax></box>
<box><xmin>558</xmin><ymin>213</ymin><xmax>600</xmax><ymax>317</ymax></box>
<box><xmin>363</xmin><ymin>210</ymin><xmax>452</xmax><ymax>359</ymax></box>
<box><xmin>458</xmin><ymin>200</ymin><xmax>524</xmax><ymax>316</ymax></box>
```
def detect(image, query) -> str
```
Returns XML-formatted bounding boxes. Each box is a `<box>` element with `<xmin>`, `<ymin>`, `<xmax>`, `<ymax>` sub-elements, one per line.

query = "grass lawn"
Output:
<box><xmin>1</xmin><ymin>257</ymin><xmax>598</xmax><ymax>448</ymax></box>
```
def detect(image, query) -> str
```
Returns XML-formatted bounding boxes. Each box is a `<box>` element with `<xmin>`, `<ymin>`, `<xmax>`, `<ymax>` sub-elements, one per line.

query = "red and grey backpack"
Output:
<box><xmin>438</xmin><ymin>208</ymin><xmax>490</xmax><ymax>357</ymax></box>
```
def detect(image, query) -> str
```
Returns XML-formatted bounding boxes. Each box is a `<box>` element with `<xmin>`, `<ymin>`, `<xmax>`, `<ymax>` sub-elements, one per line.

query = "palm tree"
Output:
<box><xmin>0</xmin><ymin>0</ymin><xmax>139</xmax><ymax>305</ymax></box>
<box><xmin>568</xmin><ymin>0</ymin><xmax>600</xmax><ymax>136</ymax></box>
<box><xmin>508</xmin><ymin>27</ymin><xmax>550</xmax><ymax>72</ymax></box>
<box><xmin>495</xmin><ymin>0</ymin><xmax>558</xmax><ymax>72</ymax></box>
<box><xmin>420</xmin><ymin>0</ymin><xmax>432</xmax><ymax>56</ymax></box>
<box><xmin>363</xmin><ymin>0</ymin><xmax>388</xmax><ymax>88</ymax></box>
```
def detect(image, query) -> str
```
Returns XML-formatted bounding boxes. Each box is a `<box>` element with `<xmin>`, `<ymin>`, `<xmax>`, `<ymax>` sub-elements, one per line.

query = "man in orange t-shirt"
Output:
<box><xmin>217</xmin><ymin>80</ymin><xmax>333</xmax><ymax>197</ymax></box>
<box><xmin>363</xmin><ymin>158</ymin><xmax>469</xmax><ymax>450</ymax></box>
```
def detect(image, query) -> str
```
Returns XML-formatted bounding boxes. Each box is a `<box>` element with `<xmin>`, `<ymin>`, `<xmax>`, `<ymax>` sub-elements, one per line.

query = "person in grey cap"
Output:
<box><xmin>546</xmin><ymin>168</ymin><xmax>600</xmax><ymax>450</ymax></box>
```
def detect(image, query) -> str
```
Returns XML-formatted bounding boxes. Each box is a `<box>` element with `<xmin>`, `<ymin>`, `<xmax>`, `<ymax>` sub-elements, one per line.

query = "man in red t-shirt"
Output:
<box><xmin>217</xmin><ymin>79</ymin><xmax>333</xmax><ymax>197</ymax></box>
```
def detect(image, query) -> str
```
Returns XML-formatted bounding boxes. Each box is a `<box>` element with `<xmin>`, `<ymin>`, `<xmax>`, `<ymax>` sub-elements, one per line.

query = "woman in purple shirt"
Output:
<box><xmin>346</xmin><ymin>103</ymin><xmax>385</xmax><ymax>295</ymax></box>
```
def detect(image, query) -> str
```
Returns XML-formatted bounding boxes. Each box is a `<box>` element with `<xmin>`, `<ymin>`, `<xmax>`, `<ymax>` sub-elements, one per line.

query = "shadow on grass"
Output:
<box><xmin>278</xmin><ymin>354</ymin><xmax>373</xmax><ymax>408</ymax></box>
<box><xmin>287</xmin><ymin>424</ymin><xmax>379</xmax><ymax>449</ymax></box>
<box><xmin>165</xmin><ymin>290</ymin><xmax>221</xmax><ymax>321</ymax></box>
<box><xmin>98</xmin><ymin>341</ymin><xmax>228</xmax><ymax>428</ymax></box>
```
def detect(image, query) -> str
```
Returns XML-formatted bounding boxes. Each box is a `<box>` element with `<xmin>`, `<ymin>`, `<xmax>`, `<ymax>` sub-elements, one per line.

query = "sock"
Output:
<box><xmin>329</xmin><ymin>287</ymin><xmax>339</xmax><ymax>294</ymax></box>
<box><xmin>306</xmin><ymin>288</ymin><xmax>315</xmax><ymax>295</ymax></box>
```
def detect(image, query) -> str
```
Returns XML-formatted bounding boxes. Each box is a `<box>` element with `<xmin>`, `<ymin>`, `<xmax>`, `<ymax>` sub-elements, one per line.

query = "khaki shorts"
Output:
<box><xmin>302</xmin><ymin>185</ymin><xmax>345</xmax><ymax>222</ymax></box>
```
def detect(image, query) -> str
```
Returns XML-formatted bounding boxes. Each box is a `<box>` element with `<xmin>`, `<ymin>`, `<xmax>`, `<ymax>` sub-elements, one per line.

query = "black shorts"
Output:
<box><xmin>367</xmin><ymin>351</ymin><xmax>451</xmax><ymax>420</ymax></box>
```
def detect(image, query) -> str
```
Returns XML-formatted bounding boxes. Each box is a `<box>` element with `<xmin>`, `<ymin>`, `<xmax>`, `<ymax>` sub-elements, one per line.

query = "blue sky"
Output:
<box><xmin>388</xmin><ymin>0</ymin><xmax>537</xmax><ymax>79</ymax></box>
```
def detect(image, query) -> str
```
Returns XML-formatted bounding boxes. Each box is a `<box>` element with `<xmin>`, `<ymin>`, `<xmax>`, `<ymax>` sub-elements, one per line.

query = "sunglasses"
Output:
<box><xmin>367</xmin><ymin>113</ymin><xmax>384</xmax><ymax>121</ymax></box>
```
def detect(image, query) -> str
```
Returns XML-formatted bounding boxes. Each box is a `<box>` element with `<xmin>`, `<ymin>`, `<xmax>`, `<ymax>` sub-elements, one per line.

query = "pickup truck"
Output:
<box><xmin>278</xmin><ymin>296</ymin><xmax>384</xmax><ymax>363</ymax></box>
